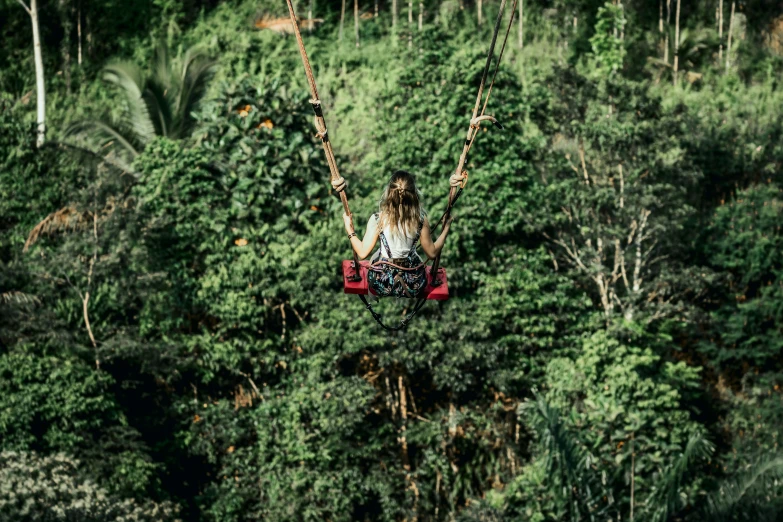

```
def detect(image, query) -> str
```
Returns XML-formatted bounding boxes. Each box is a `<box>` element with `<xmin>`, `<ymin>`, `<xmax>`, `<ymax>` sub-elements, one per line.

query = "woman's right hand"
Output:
<box><xmin>342</xmin><ymin>212</ymin><xmax>354</xmax><ymax>234</ymax></box>
<box><xmin>449</xmin><ymin>172</ymin><xmax>466</xmax><ymax>187</ymax></box>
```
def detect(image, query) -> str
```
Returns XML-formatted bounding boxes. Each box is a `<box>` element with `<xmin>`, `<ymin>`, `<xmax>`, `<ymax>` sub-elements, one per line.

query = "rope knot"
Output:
<box><xmin>332</xmin><ymin>175</ymin><xmax>347</xmax><ymax>193</ymax></box>
<box><xmin>310</xmin><ymin>98</ymin><xmax>323</xmax><ymax>118</ymax></box>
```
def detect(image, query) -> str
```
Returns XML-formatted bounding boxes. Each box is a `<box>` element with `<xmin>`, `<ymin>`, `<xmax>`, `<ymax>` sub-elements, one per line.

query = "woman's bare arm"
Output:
<box><xmin>419</xmin><ymin>217</ymin><xmax>452</xmax><ymax>260</ymax></box>
<box><xmin>345</xmin><ymin>213</ymin><xmax>380</xmax><ymax>260</ymax></box>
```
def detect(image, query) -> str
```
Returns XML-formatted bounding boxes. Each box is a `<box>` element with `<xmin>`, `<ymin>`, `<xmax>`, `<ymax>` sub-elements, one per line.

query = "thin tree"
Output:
<box><xmin>354</xmin><ymin>0</ymin><xmax>360</xmax><ymax>47</ymax></box>
<box><xmin>718</xmin><ymin>0</ymin><xmax>723</xmax><ymax>60</ymax></box>
<box><xmin>392</xmin><ymin>0</ymin><xmax>397</xmax><ymax>27</ymax></box>
<box><xmin>519</xmin><ymin>0</ymin><xmax>525</xmax><ymax>46</ymax></box>
<box><xmin>85</xmin><ymin>10</ymin><xmax>92</xmax><ymax>58</ymax></box>
<box><xmin>478</xmin><ymin>0</ymin><xmax>482</xmax><ymax>26</ymax></box>
<box><xmin>408</xmin><ymin>0</ymin><xmax>412</xmax><ymax>47</ymax></box>
<box><xmin>77</xmin><ymin>0</ymin><xmax>82</xmax><ymax>65</ymax></box>
<box><xmin>619</xmin><ymin>0</ymin><xmax>624</xmax><ymax>40</ymax></box>
<box><xmin>726</xmin><ymin>1</ymin><xmax>735</xmax><ymax>71</ymax></box>
<box><xmin>58</xmin><ymin>0</ymin><xmax>73</xmax><ymax>95</ymax></box>
<box><xmin>664</xmin><ymin>0</ymin><xmax>671</xmax><ymax>63</ymax></box>
<box><xmin>16</xmin><ymin>0</ymin><xmax>46</xmax><ymax>147</ymax></box>
<box><xmin>308</xmin><ymin>0</ymin><xmax>314</xmax><ymax>32</ymax></box>
<box><xmin>673</xmin><ymin>0</ymin><xmax>680</xmax><ymax>84</ymax></box>
<box><xmin>340</xmin><ymin>0</ymin><xmax>346</xmax><ymax>41</ymax></box>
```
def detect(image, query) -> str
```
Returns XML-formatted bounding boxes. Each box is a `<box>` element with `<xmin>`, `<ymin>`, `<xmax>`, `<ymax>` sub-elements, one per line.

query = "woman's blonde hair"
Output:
<box><xmin>378</xmin><ymin>170</ymin><xmax>426</xmax><ymax>236</ymax></box>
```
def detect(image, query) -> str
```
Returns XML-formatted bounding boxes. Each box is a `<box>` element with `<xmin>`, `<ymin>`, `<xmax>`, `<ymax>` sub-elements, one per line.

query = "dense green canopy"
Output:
<box><xmin>2</xmin><ymin>0</ymin><xmax>783</xmax><ymax>520</ymax></box>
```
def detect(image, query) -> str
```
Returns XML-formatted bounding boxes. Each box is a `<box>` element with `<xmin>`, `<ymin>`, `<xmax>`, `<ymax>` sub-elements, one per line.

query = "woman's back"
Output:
<box><xmin>376</xmin><ymin>214</ymin><xmax>421</xmax><ymax>259</ymax></box>
<box><xmin>336</xmin><ymin>169</ymin><xmax>454</xmax><ymax>298</ymax></box>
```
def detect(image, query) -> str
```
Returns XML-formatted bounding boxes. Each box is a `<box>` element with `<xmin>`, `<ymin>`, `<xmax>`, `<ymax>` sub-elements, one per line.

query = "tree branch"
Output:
<box><xmin>16</xmin><ymin>0</ymin><xmax>31</xmax><ymax>16</ymax></box>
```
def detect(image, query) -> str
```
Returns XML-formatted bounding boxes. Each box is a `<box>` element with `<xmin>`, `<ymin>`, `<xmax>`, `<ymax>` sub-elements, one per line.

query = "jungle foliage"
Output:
<box><xmin>2</xmin><ymin>0</ymin><xmax>783</xmax><ymax>520</ymax></box>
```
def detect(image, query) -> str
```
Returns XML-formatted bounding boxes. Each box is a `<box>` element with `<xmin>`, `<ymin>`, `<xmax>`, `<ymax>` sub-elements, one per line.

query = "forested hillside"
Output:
<box><xmin>1</xmin><ymin>0</ymin><xmax>783</xmax><ymax>520</ymax></box>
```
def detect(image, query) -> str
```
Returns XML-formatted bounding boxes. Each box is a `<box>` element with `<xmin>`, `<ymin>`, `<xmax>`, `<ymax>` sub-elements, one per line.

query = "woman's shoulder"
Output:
<box><xmin>366</xmin><ymin>213</ymin><xmax>380</xmax><ymax>228</ymax></box>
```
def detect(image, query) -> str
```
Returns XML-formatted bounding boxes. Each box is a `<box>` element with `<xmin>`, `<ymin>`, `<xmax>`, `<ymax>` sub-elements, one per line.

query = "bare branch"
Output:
<box><xmin>15</xmin><ymin>0</ymin><xmax>31</xmax><ymax>16</ymax></box>
<box><xmin>279</xmin><ymin>303</ymin><xmax>286</xmax><ymax>340</ymax></box>
<box><xmin>578</xmin><ymin>140</ymin><xmax>590</xmax><ymax>185</ymax></box>
<box><xmin>627</xmin><ymin>219</ymin><xmax>638</xmax><ymax>246</ymax></box>
<box><xmin>547</xmin><ymin>248</ymin><xmax>559</xmax><ymax>271</ymax></box>
<box><xmin>84</xmin><ymin>209</ymin><xmax>98</xmax><ymax>369</ymax></box>
<box><xmin>239</xmin><ymin>371</ymin><xmax>263</xmax><ymax>400</ymax></box>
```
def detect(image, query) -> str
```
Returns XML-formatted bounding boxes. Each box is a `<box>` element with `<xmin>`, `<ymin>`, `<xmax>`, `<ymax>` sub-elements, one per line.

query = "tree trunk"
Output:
<box><xmin>664</xmin><ymin>0</ymin><xmax>670</xmax><ymax>63</ymax></box>
<box><xmin>408</xmin><ymin>0</ymin><xmax>412</xmax><ymax>47</ymax></box>
<box><xmin>718</xmin><ymin>0</ymin><xmax>723</xmax><ymax>61</ymax></box>
<box><xmin>418</xmin><ymin>0</ymin><xmax>422</xmax><ymax>31</ymax></box>
<box><xmin>619</xmin><ymin>1</ymin><xmax>624</xmax><ymax>41</ymax></box>
<box><xmin>308</xmin><ymin>0</ymin><xmax>313</xmax><ymax>32</ymax></box>
<box><xmin>77</xmin><ymin>0</ymin><xmax>82</xmax><ymax>64</ymax></box>
<box><xmin>392</xmin><ymin>0</ymin><xmax>397</xmax><ymax>27</ymax></box>
<box><xmin>354</xmin><ymin>0</ymin><xmax>360</xmax><ymax>47</ymax></box>
<box><xmin>726</xmin><ymin>1</ymin><xmax>735</xmax><ymax>71</ymax></box>
<box><xmin>630</xmin><ymin>433</ymin><xmax>636</xmax><ymax>521</ymax></box>
<box><xmin>477</xmin><ymin>0</ymin><xmax>482</xmax><ymax>26</ymax></box>
<box><xmin>518</xmin><ymin>0</ymin><xmax>523</xmax><ymax>49</ymax></box>
<box><xmin>340</xmin><ymin>0</ymin><xmax>346</xmax><ymax>41</ymax></box>
<box><xmin>59</xmin><ymin>0</ymin><xmax>72</xmax><ymax>95</ymax></box>
<box><xmin>23</xmin><ymin>0</ymin><xmax>46</xmax><ymax>147</ymax></box>
<box><xmin>85</xmin><ymin>11</ymin><xmax>92</xmax><ymax>58</ymax></box>
<box><xmin>673</xmin><ymin>0</ymin><xmax>680</xmax><ymax>84</ymax></box>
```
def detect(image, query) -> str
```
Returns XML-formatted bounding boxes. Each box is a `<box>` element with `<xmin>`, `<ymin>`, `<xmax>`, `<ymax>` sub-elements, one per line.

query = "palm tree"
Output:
<box><xmin>525</xmin><ymin>395</ymin><xmax>783</xmax><ymax>522</ymax></box>
<box><xmin>67</xmin><ymin>41</ymin><xmax>216</xmax><ymax>162</ymax></box>
<box><xmin>526</xmin><ymin>394</ymin><xmax>715</xmax><ymax>522</ymax></box>
<box><xmin>704</xmin><ymin>455</ymin><xmax>783</xmax><ymax>522</ymax></box>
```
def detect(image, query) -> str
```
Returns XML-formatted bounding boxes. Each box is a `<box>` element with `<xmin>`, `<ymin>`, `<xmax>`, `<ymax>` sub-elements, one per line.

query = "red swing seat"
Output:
<box><xmin>341</xmin><ymin>260</ymin><xmax>449</xmax><ymax>301</ymax></box>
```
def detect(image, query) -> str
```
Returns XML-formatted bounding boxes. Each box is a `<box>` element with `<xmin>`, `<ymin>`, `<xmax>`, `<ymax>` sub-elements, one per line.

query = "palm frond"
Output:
<box><xmin>103</xmin><ymin>61</ymin><xmax>157</xmax><ymax>143</ymax></box>
<box><xmin>143</xmin><ymin>80</ymin><xmax>174</xmax><ymax>138</ymax></box>
<box><xmin>527</xmin><ymin>394</ymin><xmax>611</xmax><ymax>522</ymax></box>
<box><xmin>254</xmin><ymin>15</ymin><xmax>296</xmax><ymax>34</ymax></box>
<box><xmin>175</xmin><ymin>48</ymin><xmax>217</xmax><ymax>138</ymax></box>
<box><xmin>0</xmin><ymin>291</ymin><xmax>40</xmax><ymax>307</ymax></box>
<box><xmin>704</xmin><ymin>455</ymin><xmax>783</xmax><ymax>522</ymax></box>
<box><xmin>64</xmin><ymin>119</ymin><xmax>141</xmax><ymax>158</ymax></box>
<box><xmin>646</xmin><ymin>432</ymin><xmax>714</xmax><ymax>522</ymax></box>
<box><xmin>152</xmin><ymin>41</ymin><xmax>173</xmax><ymax>94</ymax></box>
<box><xmin>43</xmin><ymin>140</ymin><xmax>138</xmax><ymax>176</ymax></box>
<box><xmin>24</xmin><ymin>206</ymin><xmax>90</xmax><ymax>252</ymax></box>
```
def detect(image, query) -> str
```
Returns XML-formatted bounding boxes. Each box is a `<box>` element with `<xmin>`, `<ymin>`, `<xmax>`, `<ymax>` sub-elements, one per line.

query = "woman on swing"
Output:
<box><xmin>332</xmin><ymin>170</ymin><xmax>464</xmax><ymax>298</ymax></box>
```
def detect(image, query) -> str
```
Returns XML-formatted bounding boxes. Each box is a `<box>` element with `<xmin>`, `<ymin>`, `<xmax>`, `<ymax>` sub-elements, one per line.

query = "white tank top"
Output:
<box><xmin>374</xmin><ymin>214</ymin><xmax>420</xmax><ymax>258</ymax></box>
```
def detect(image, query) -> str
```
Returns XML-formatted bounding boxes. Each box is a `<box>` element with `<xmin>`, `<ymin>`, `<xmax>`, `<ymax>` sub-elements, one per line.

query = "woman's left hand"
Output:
<box><xmin>331</xmin><ymin>176</ymin><xmax>347</xmax><ymax>193</ymax></box>
<box><xmin>343</xmin><ymin>212</ymin><xmax>354</xmax><ymax>234</ymax></box>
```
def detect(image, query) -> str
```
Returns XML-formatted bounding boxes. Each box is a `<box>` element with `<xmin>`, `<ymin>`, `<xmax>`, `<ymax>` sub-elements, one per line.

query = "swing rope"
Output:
<box><xmin>283</xmin><ymin>0</ymin><xmax>362</xmax><ymax>280</ymax></box>
<box><xmin>359</xmin><ymin>294</ymin><xmax>429</xmax><ymax>332</ymax></box>
<box><xmin>283</xmin><ymin>0</ymin><xmax>516</xmax><ymax>330</ymax></box>
<box><xmin>428</xmin><ymin>0</ymin><xmax>517</xmax><ymax>281</ymax></box>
